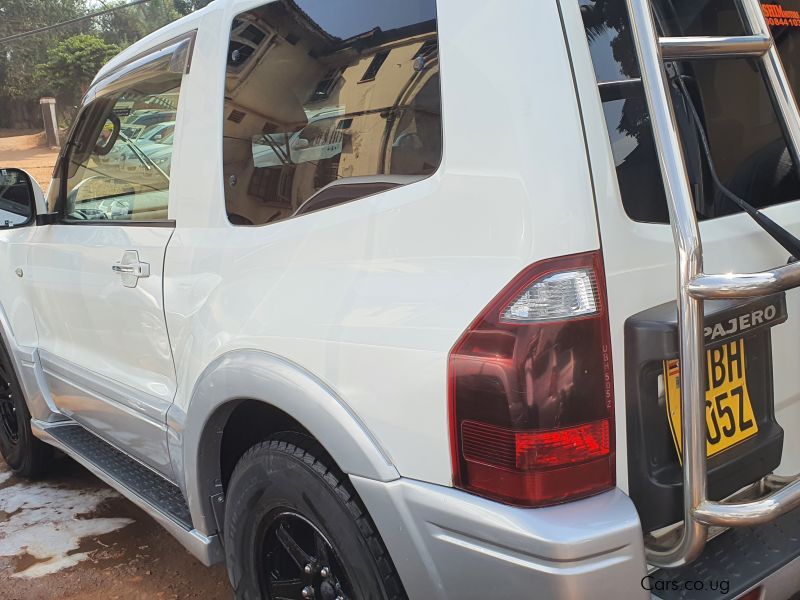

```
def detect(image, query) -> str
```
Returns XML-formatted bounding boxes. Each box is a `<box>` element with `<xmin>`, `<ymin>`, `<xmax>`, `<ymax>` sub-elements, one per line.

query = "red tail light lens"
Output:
<box><xmin>449</xmin><ymin>251</ymin><xmax>615</xmax><ymax>506</ymax></box>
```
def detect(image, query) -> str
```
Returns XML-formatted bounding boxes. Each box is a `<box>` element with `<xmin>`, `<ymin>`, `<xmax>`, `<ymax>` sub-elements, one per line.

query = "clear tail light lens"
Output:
<box><xmin>449</xmin><ymin>251</ymin><xmax>615</xmax><ymax>507</ymax></box>
<box><xmin>501</xmin><ymin>267</ymin><xmax>598</xmax><ymax>322</ymax></box>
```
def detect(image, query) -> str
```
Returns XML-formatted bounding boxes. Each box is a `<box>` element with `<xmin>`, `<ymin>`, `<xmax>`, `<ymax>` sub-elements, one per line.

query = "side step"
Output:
<box><xmin>32</xmin><ymin>420</ymin><xmax>223</xmax><ymax>566</ymax></box>
<box><xmin>649</xmin><ymin>505</ymin><xmax>800</xmax><ymax>599</ymax></box>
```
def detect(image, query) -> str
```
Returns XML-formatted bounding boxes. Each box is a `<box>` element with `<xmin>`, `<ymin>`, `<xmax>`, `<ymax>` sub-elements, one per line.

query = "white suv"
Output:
<box><xmin>2</xmin><ymin>0</ymin><xmax>800</xmax><ymax>598</ymax></box>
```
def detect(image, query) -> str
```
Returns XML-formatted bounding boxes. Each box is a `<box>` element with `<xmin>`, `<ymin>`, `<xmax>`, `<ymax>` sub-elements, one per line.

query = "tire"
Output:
<box><xmin>0</xmin><ymin>341</ymin><xmax>52</xmax><ymax>477</ymax></box>
<box><xmin>224</xmin><ymin>437</ymin><xmax>406</xmax><ymax>600</ymax></box>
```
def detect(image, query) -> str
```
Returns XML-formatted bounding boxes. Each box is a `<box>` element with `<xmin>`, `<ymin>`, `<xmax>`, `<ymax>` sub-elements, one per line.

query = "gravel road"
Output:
<box><xmin>0</xmin><ymin>130</ymin><xmax>60</xmax><ymax>191</ymax></box>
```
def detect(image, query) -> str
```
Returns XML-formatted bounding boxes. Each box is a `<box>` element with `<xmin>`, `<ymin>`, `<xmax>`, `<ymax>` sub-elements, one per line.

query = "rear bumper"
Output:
<box><xmin>351</xmin><ymin>476</ymin><xmax>649</xmax><ymax>599</ymax></box>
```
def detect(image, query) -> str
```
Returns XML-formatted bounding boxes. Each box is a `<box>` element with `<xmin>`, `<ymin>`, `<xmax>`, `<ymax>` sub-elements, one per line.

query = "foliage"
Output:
<box><xmin>0</xmin><ymin>0</ymin><xmax>207</xmax><ymax>128</ymax></box>
<box><xmin>94</xmin><ymin>0</ymin><xmax>181</xmax><ymax>47</ymax></box>
<box><xmin>37</xmin><ymin>35</ymin><xmax>122</xmax><ymax>107</ymax></box>
<box><xmin>0</xmin><ymin>0</ymin><xmax>88</xmax><ymax>126</ymax></box>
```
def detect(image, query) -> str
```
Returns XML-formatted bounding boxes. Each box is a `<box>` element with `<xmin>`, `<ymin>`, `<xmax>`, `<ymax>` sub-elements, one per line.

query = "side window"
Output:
<box><xmin>223</xmin><ymin>0</ymin><xmax>441</xmax><ymax>226</ymax></box>
<box><xmin>62</xmin><ymin>71</ymin><xmax>182</xmax><ymax>223</ymax></box>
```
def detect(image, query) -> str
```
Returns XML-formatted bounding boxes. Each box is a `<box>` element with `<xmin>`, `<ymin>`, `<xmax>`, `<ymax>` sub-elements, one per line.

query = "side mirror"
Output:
<box><xmin>94</xmin><ymin>113</ymin><xmax>121</xmax><ymax>156</ymax></box>
<box><xmin>0</xmin><ymin>168</ymin><xmax>37</xmax><ymax>229</ymax></box>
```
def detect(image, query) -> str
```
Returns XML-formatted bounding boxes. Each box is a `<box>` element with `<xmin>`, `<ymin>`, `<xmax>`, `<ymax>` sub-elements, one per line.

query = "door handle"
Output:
<box><xmin>112</xmin><ymin>263</ymin><xmax>149</xmax><ymax>277</ymax></box>
<box><xmin>113</xmin><ymin>250</ymin><xmax>150</xmax><ymax>288</ymax></box>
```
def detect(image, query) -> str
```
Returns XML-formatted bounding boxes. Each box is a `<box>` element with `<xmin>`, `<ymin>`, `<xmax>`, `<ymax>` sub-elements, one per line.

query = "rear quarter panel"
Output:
<box><xmin>165</xmin><ymin>0</ymin><xmax>602</xmax><ymax>487</ymax></box>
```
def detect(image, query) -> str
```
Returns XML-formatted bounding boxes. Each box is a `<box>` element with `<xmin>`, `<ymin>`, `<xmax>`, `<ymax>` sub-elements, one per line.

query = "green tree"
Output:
<box><xmin>94</xmin><ymin>0</ymin><xmax>204</xmax><ymax>47</ymax></box>
<box><xmin>36</xmin><ymin>34</ymin><xmax>121</xmax><ymax>107</ymax></box>
<box><xmin>0</xmin><ymin>0</ymin><xmax>208</xmax><ymax>129</ymax></box>
<box><xmin>174</xmin><ymin>0</ymin><xmax>213</xmax><ymax>14</ymax></box>
<box><xmin>0</xmin><ymin>0</ymin><xmax>88</xmax><ymax>127</ymax></box>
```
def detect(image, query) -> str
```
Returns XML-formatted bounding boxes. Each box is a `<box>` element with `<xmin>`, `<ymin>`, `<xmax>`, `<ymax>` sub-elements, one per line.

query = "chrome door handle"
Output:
<box><xmin>112</xmin><ymin>263</ymin><xmax>149</xmax><ymax>276</ymax></box>
<box><xmin>113</xmin><ymin>250</ymin><xmax>150</xmax><ymax>288</ymax></box>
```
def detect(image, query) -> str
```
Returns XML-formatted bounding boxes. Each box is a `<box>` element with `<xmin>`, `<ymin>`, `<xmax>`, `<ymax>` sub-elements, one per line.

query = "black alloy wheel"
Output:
<box><xmin>260</xmin><ymin>511</ymin><xmax>350</xmax><ymax>600</ymax></box>
<box><xmin>224</xmin><ymin>437</ymin><xmax>406</xmax><ymax>600</ymax></box>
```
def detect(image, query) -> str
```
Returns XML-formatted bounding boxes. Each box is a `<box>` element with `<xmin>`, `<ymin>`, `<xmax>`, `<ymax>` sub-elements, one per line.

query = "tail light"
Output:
<box><xmin>449</xmin><ymin>251</ymin><xmax>615</xmax><ymax>506</ymax></box>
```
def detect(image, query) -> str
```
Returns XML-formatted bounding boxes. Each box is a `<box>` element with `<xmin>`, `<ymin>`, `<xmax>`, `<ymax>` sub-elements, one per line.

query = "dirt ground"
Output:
<box><xmin>0</xmin><ymin>456</ymin><xmax>232</xmax><ymax>600</ymax></box>
<box><xmin>0</xmin><ymin>130</ymin><xmax>61</xmax><ymax>191</ymax></box>
<box><xmin>0</xmin><ymin>130</ymin><xmax>232</xmax><ymax>598</ymax></box>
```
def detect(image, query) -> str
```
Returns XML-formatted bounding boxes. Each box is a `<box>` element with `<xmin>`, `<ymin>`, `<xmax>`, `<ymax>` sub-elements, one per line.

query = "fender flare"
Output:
<box><xmin>0</xmin><ymin>302</ymin><xmax>23</xmax><ymax>375</ymax></box>
<box><xmin>176</xmin><ymin>349</ymin><xmax>400</xmax><ymax>534</ymax></box>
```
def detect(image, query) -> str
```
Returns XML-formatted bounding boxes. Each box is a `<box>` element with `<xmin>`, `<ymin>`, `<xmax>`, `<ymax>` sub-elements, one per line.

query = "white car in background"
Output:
<box><xmin>252</xmin><ymin>108</ymin><xmax>345</xmax><ymax>169</ymax></box>
<box><xmin>98</xmin><ymin>121</ymin><xmax>175</xmax><ymax>174</ymax></box>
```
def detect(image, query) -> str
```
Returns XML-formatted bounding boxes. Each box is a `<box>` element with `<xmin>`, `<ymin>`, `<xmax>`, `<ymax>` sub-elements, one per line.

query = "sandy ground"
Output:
<box><xmin>0</xmin><ymin>456</ymin><xmax>231</xmax><ymax>599</ymax></box>
<box><xmin>0</xmin><ymin>131</ymin><xmax>61</xmax><ymax>192</ymax></box>
<box><xmin>0</xmin><ymin>129</ymin><xmax>232</xmax><ymax>598</ymax></box>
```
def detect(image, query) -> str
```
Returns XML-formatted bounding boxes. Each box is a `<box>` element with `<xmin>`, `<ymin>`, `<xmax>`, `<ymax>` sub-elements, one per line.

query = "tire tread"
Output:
<box><xmin>230</xmin><ymin>437</ymin><xmax>406</xmax><ymax>600</ymax></box>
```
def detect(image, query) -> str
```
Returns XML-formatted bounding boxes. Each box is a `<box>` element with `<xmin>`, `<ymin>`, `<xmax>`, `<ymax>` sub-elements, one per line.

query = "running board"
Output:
<box><xmin>31</xmin><ymin>420</ymin><xmax>223</xmax><ymax>566</ymax></box>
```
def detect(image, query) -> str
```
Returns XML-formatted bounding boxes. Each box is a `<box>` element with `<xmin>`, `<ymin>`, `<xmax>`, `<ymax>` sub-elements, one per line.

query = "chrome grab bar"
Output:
<box><xmin>660</xmin><ymin>34</ymin><xmax>771</xmax><ymax>60</ymax></box>
<box><xmin>689</xmin><ymin>261</ymin><xmax>800</xmax><ymax>299</ymax></box>
<box><xmin>693</xmin><ymin>477</ymin><xmax>800</xmax><ymax>527</ymax></box>
<box><xmin>625</xmin><ymin>0</ymin><xmax>800</xmax><ymax>568</ymax></box>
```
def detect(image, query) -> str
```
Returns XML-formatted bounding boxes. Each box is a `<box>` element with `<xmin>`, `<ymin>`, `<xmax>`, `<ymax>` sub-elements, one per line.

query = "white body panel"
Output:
<box><xmin>23</xmin><ymin>225</ymin><xmax>176</xmax><ymax>476</ymax></box>
<box><xmin>159</xmin><ymin>0</ymin><xmax>601</xmax><ymax>485</ymax></box>
<box><xmin>0</xmin><ymin>168</ymin><xmax>46</xmax><ymax>350</ymax></box>
<box><xmin>0</xmin><ymin>227</ymin><xmax>38</xmax><ymax>349</ymax></box>
<box><xmin>1</xmin><ymin>0</ymin><xmax>797</xmax><ymax>590</ymax></box>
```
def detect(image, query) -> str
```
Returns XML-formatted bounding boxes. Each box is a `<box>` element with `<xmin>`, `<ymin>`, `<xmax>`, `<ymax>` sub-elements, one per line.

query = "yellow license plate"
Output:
<box><xmin>663</xmin><ymin>338</ymin><xmax>758</xmax><ymax>462</ymax></box>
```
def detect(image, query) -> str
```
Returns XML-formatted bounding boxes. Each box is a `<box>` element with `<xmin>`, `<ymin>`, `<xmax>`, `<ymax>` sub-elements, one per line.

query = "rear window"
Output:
<box><xmin>581</xmin><ymin>0</ymin><xmax>800</xmax><ymax>223</ymax></box>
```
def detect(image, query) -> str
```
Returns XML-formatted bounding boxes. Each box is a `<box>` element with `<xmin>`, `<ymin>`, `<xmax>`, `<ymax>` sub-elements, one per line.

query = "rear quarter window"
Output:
<box><xmin>221</xmin><ymin>0</ymin><xmax>442</xmax><ymax>227</ymax></box>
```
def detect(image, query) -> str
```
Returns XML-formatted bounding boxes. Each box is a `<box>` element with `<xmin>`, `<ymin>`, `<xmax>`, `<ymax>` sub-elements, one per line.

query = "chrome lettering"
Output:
<box><xmin>725</xmin><ymin>318</ymin><xmax>738</xmax><ymax>336</ymax></box>
<box><xmin>739</xmin><ymin>313</ymin><xmax>750</xmax><ymax>330</ymax></box>
<box><xmin>704</xmin><ymin>304</ymin><xmax>779</xmax><ymax>340</ymax></box>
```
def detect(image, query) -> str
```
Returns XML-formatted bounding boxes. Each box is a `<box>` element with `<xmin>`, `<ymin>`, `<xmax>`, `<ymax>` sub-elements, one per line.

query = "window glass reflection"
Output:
<box><xmin>223</xmin><ymin>0</ymin><xmax>442</xmax><ymax>226</ymax></box>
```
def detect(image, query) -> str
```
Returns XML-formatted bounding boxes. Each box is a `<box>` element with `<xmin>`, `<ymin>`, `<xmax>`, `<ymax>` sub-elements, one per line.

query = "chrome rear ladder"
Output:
<box><xmin>624</xmin><ymin>0</ymin><xmax>800</xmax><ymax>568</ymax></box>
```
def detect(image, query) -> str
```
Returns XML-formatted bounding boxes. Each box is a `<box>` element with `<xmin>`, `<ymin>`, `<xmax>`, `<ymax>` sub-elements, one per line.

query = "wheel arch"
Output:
<box><xmin>176</xmin><ymin>349</ymin><xmax>400</xmax><ymax>535</ymax></box>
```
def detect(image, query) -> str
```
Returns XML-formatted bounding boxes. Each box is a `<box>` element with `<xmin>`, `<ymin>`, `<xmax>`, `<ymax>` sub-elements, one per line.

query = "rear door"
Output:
<box><xmin>24</xmin><ymin>40</ymin><xmax>191</xmax><ymax>479</ymax></box>
<box><xmin>573</xmin><ymin>0</ymin><xmax>800</xmax><ymax>532</ymax></box>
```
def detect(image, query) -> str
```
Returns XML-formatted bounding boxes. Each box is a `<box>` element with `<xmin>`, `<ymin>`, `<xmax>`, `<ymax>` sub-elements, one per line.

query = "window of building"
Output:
<box><xmin>414</xmin><ymin>40</ymin><xmax>438</xmax><ymax>60</ymax></box>
<box><xmin>61</xmin><ymin>69</ymin><xmax>182</xmax><ymax>223</ymax></box>
<box><xmin>309</xmin><ymin>68</ymin><xmax>343</xmax><ymax>102</ymax></box>
<box><xmin>580</xmin><ymin>0</ymin><xmax>800</xmax><ymax>223</ymax></box>
<box><xmin>222</xmin><ymin>0</ymin><xmax>441</xmax><ymax>227</ymax></box>
<box><xmin>229</xmin><ymin>18</ymin><xmax>269</xmax><ymax>69</ymax></box>
<box><xmin>359</xmin><ymin>50</ymin><xmax>390</xmax><ymax>82</ymax></box>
